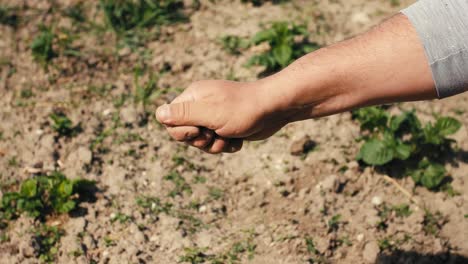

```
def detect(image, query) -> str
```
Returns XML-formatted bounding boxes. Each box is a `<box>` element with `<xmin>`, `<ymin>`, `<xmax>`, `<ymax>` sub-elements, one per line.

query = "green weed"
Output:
<box><xmin>353</xmin><ymin>106</ymin><xmax>461</xmax><ymax>191</ymax></box>
<box><xmin>7</xmin><ymin>156</ymin><xmax>18</xmax><ymax>167</ymax></box>
<box><xmin>110</xmin><ymin>212</ymin><xmax>132</xmax><ymax>224</ymax></box>
<box><xmin>376</xmin><ymin>203</ymin><xmax>412</xmax><ymax>230</ymax></box>
<box><xmin>164</xmin><ymin>171</ymin><xmax>192</xmax><ymax>198</ymax></box>
<box><xmin>423</xmin><ymin>210</ymin><xmax>445</xmax><ymax>236</ymax></box>
<box><xmin>305</xmin><ymin>236</ymin><xmax>325</xmax><ymax>264</ymax></box>
<box><xmin>133</xmin><ymin>67</ymin><xmax>159</xmax><ymax>107</ymax></box>
<box><xmin>20</xmin><ymin>89</ymin><xmax>34</xmax><ymax>99</ymax></box>
<box><xmin>378</xmin><ymin>234</ymin><xmax>411</xmax><ymax>251</ymax></box>
<box><xmin>31</xmin><ymin>26</ymin><xmax>80</xmax><ymax>68</ymax></box>
<box><xmin>179</xmin><ymin>231</ymin><xmax>256</xmax><ymax>263</ymax></box>
<box><xmin>220</xmin><ymin>35</ymin><xmax>250</xmax><ymax>55</ymax></box>
<box><xmin>50</xmin><ymin>112</ymin><xmax>81</xmax><ymax>137</ymax></box>
<box><xmin>0</xmin><ymin>6</ymin><xmax>19</xmax><ymax>27</ymax></box>
<box><xmin>31</xmin><ymin>25</ymin><xmax>56</xmax><ymax>67</ymax></box>
<box><xmin>100</xmin><ymin>0</ymin><xmax>185</xmax><ymax>33</ymax></box>
<box><xmin>208</xmin><ymin>187</ymin><xmax>224</xmax><ymax>200</ymax></box>
<box><xmin>63</xmin><ymin>3</ymin><xmax>86</xmax><ymax>24</ymax></box>
<box><xmin>136</xmin><ymin>196</ymin><xmax>173</xmax><ymax>217</ymax></box>
<box><xmin>327</xmin><ymin>214</ymin><xmax>341</xmax><ymax>232</ymax></box>
<box><xmin>247</xmin><ymin>22</ymin><xmax>320</xmax><ymax>75</ymax></box>
<box><xmin>179</xmin><ymin>247</ymin><xmax>211</xmax><ymax>264</ymax></box>
<box><xmin>0</xmin><ymin>172</ymin><xmax>96</xmax><ymax>223</ymax></box>
<box><xmin>33</xmin><ymin>224</ymin><xmax>64</xmax><ymax>263</ymax></box>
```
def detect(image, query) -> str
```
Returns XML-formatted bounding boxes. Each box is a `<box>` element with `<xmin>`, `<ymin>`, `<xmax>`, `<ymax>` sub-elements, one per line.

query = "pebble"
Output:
<box><xmin>356</xmin><ymin>233</ymin><xmax>365</xmax><ymax>242</ymax></box>
<box><xmin>199</xmin><ymin>205</ymin><xmax>207</xmax><ymax>213</ymax></box>
<box><xmin>316</xmin><ymin>175</ymin><xmax>339</xmax><ymax>193</ymax></box>
<box><xmin>77</xmin><ymin>146</ymin><xmax>92</xmax><ymax>165</ymax></box>
<box><xmin>290</xmin><ymin>135</ymin><xmax>316</xmax><ymax>156</ymax></box>
<box><xmin>362</xmin><ymin>241</ymin><xmax>380</xmax><ymax>263</ymax></box>
<box><xmin>120</xmin><ymin>106</ymin><xmax>139</xmax><ymax>124</ymax></box>
<box><xmin>371</xmin><ymin>196</ymin><xmax>383</xmax><ymax>206</ymax></box>
<box><xmin>352</xmin><ymin>12</ymin><xmax>370</xmax><ymax>25</ymax></box>
<box><xmin>102</xmin><ymin>108</ymin><xmax>112</xmax><ymax>116</ymax></box>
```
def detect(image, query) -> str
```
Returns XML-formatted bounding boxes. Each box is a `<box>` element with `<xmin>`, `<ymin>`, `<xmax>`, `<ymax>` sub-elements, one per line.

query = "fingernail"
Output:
<box><xmin>157</xmin><ymin>104</ymin><xmax>170</xmax><ymax>122</ymax></box>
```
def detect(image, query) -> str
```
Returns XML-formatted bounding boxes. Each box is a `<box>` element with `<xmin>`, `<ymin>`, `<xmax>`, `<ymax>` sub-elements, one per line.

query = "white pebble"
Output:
<box><xmin>371</xmin><ymin>196</ymin><xmax>383</xmax><ymax>206</ymax></box>
<box><xmin>356</xmin><ymin>233</ymin><xmax>365</xmax><ymax>242</ymax></box>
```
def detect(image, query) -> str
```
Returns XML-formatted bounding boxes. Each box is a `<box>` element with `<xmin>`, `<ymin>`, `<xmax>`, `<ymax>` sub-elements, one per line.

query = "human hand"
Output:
<box><xmin>155</xmin><ymin>80</ymin><xmax>296</xmax><ymax>154</ymax></box>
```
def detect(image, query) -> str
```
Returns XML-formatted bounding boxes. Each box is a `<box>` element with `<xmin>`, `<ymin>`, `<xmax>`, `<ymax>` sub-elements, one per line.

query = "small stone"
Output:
<box><xmin>120</xmin><ymin>106</ymin><xmax>139</xmax><ymax>124</ymax></box>
<box><xmin>199</xmin><ymin>205</ymin><xmax>207</xmax><ymax>213</ymax></box>
<box><xmin>316</xmin><ymin>175</ymin><xmax>339</xmax><ymax>193</ymax></box>
<box><xmin>133</xmin><ymin>231</ymin><xmax>146</xmax><ymax>244</ymax></box>
<box><xmin>371</xmin><ymin>196</ymin><xmax>383</xmax><ymax>206</ymax></box>
<box><xmin>356</xmin><ymin>233</ymin><xmax>365</xmax><ymax>242</ymax></box>
<box><xmin>102</xmin><ymin>108</ymin><xmax>112</xmax><ymax>116</ymax></box>
<box><xmin>362</xmin><ymin>241</ymin><xmax>380</xmax><ymax>263</ymax></box>
<box><xmin>77</xmin><ymin>147</ymin><xmax>92</xmax><ymax>165</ymax></box>
<box><xmin>20</xmin><ymin>242</ymin><xmax>34</xmax><ymax>258</ymax></box>
<box><xmin>83</xmin><ymin>235</ymin><xmax>96</xmax><ymax>249</ymax></box>
<box><xmin>352</xmin><ymin>12</ymin><xmax>370</xmax><ymax>25</ymax></box>
<box><xmin>290</xmin><ymin>135</ymin><xmax>316</xmax><ymax>156</ymax></box>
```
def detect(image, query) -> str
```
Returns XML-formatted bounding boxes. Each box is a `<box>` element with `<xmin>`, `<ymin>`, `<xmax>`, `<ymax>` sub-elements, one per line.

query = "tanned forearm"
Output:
<box><xmin>259</xmin><ymin>13</ymin><xmax>436</xmax><ymax>121</ymax></box>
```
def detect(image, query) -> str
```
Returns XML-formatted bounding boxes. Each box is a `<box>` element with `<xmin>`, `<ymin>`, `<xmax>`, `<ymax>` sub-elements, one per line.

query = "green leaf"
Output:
<box><xmin>58</xmin><ymin>180</ymin><xmax>73</xmax><ymax>197</ymax></box>
<box><xmin>420</xmin><ymin>163</ymin><xmax>446</xmax><ymax>190</ymax></box>
<box><xmin>434</xmin><ymin>117</ymin><xmax>461</xmax><ymax>136</ymax></box>
<box><xmin>20</xmin><ymin>179</ymin><xmax>37</xmax><ymax>198</ymax></box>
<box><xmin>394</xmin><ymin>142</ymin><xmax>412</xmax><ymax>160</ymax></box>
<box><xmin>251</xmin><ymin>28</ymin><xmax>275</xmax><ymax>44</ymax></box>
<box><xmin>358</xmin><ymin>139</ymin><xmax>394</xmax><ymax>166</ymax></box>
<box><xmin>390</xmin><ymin>114</ymin><xmax>408</xmax><ymax>132</ymax></box>
<box><xmin>56</xmin><ymin>200</ymin><xmax>76</xmax><ymax>213</ymax></box>
<box><xmin>352</xmin><ymin>106</ymin><xmax>388</xmax><ymax>132</ymax></box>
<box><xmin>273</xmin><ymin>43</ymin><xmax>292</xmax><ymax>67</ymax></box>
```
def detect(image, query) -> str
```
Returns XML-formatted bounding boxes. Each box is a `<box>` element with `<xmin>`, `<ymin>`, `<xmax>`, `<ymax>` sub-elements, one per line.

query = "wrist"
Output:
<box><xmin>256</xmin><ymin>49</ymin><xmax>360</xmax><ymax>119</ymax></box>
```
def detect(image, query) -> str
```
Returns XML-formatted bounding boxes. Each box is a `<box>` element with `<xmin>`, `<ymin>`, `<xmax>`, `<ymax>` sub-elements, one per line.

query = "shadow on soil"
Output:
<box><xmin>376</xmin><ymin>251</ymin><xmax>468</xmax><ymax>264</ymax></box>
<box><xmin>68</xmin><ymin>183</ymin><xmax>100</xmax><ymax>218</ymax></box>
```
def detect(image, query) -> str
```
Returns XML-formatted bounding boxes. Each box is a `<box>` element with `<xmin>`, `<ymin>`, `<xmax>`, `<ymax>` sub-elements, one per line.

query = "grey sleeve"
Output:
<box><xmin>401</xmin><ymin>0</ymin><xmax>468</xmax><ymax>98</ymax></box>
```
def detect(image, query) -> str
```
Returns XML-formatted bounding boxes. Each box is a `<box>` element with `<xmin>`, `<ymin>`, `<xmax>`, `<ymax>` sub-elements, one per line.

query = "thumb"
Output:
<box><xmin>156</xmin><ymin>102</ymin><xmax>218</xmax><ymax>129</ymax></box>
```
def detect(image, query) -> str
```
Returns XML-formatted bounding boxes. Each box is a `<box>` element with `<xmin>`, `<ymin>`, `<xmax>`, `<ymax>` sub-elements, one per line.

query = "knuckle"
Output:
<box><xmin>174</xmin><ymin>102</ymin><xmax>191</xmax><ymax>122</ymax></box>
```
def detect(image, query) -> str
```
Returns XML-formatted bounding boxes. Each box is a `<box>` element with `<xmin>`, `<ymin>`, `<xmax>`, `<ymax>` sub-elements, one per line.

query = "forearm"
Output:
<box><xmin>259</xmin><ymin>14</ymin><xmax>436</xmax><ymax>120</ymax></box>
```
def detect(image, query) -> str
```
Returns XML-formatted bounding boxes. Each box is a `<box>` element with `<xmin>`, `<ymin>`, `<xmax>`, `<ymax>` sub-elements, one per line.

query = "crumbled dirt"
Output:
<box><xmin>0</xmin><ymin>0</ymin><xmax>467</xmax><ymax>263</ymax></box>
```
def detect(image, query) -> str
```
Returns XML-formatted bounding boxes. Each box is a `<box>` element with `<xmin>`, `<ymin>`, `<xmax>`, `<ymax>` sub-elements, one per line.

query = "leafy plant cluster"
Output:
<box><xmin>0</xmin><ymin>172</ymin><xmax>96</xmax><ymax>262</ymax></box>
<box><xmin>353</xmin><ymin>106</ymin><xmax>461</xmax><ymax>190</ymax></box>
<box><xmin>246</xmin><ymin>22</ymin><xmax>320</xmax><ymax>75</ymax></box>
<box><xmin>0</xmin><ymin>172</ymin><xmax>96</xmax><ymax>224</ymax></box>
<box><xmin>100</xmin><ymin>0</ymin><xmax>185</xmax><ymax>33</ymax></box>
<box><xmin>32</xmin><ymin>224</ymin><xmax>64</xmax><ymax>263</ymax></box>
